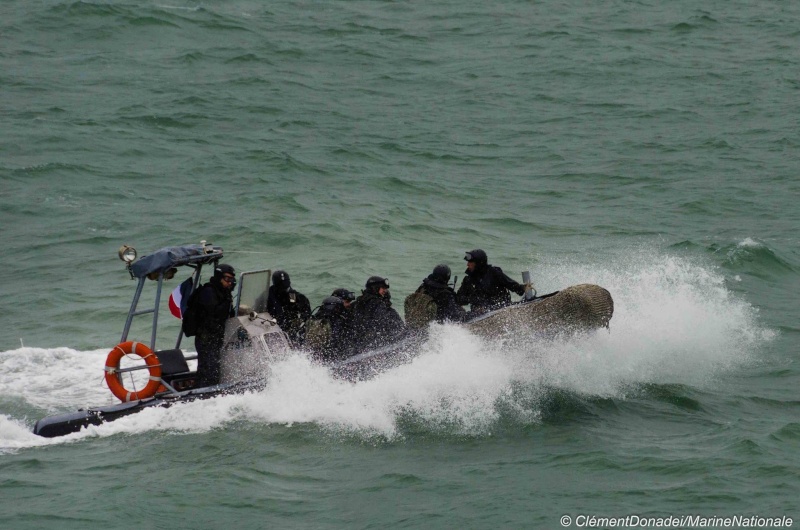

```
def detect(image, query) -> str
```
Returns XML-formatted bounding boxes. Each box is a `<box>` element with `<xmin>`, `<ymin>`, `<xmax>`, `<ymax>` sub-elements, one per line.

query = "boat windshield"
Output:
<box><xmin>236</xmin><ymin>269</ymin><xmax>271</xmax><ymax>315</ymax></box>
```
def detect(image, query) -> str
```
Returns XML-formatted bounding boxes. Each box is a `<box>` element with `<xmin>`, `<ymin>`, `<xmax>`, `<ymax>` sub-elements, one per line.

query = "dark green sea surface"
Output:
<box><xmin>1</xmin><ymin>1</ymin><xmax>798</xmax><ymax>528</ymax></box>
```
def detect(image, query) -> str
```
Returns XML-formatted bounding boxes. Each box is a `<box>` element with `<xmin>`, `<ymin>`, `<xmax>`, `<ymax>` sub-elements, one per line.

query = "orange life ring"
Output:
<box><xmin>104</xmin><ymin>341</ymin><xmax>162</xmax><ymax>402</ymax></box>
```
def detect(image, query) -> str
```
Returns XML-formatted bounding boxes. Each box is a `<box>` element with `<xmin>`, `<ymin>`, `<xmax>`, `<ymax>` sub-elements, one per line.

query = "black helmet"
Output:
<box><xmin>366</xmin><ymin>276</ymin><xmax>389</xmax><ymax>290</ymax></box>
<box><xmin>272</xmin><ymin>270</ymin><xmax>291</xmax><ymax>291</ymax></box>
<box><xmin>331</xmin><ymin>288</ymin><xmax>356</xmax><ymax>302</ymax></box>
<box><xmin>431</xmin><ymin>264</ymin><xmax>451</xmax><ymax>283</ymax></box>
<box><xmin>214</xmin><ymin>264</ymin><xmax>235</xmax><ymax>278</ymax></box>
<box><xmin>464</xmin><ymin>249</ymin><xmax>488</xmax><ymax>265</ymax></box>
<box><xmin>321</xmin><ymin>296</ymin><xmax>344</xmax><ymax>312</ymax></box>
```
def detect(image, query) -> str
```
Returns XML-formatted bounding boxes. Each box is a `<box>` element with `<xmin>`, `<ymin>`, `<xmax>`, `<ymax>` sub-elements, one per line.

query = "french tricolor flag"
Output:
<box><xmin>169</xmin><ymin>277</ymin><xmax>194</xmax><ymax>319</ymax></box>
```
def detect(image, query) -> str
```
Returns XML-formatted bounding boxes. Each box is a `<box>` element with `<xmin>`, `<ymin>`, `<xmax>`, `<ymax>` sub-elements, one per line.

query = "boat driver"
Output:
<box><xmin>456</xmin><ymin>249</ymin><xmax>527</xmax><ymax>314</ymax></box>
<box><xmin>194</xmin><ymin>263</ymin><xmax>237</xmax><ymax>386</ymax></box>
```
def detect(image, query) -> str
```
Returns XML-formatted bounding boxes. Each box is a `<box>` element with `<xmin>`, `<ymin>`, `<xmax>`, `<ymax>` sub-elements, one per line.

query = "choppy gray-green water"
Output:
<box><xmin>1</xmin><ymin>1</ymin><xmax>798</xmax><ymax>528</ymax></box>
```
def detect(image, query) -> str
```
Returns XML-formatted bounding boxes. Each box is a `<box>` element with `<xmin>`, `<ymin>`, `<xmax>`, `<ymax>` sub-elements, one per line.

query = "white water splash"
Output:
<box><xmin>239</xmin><ymin>326</ymin><xmax>515</xmax><ymax>437</ymax></box>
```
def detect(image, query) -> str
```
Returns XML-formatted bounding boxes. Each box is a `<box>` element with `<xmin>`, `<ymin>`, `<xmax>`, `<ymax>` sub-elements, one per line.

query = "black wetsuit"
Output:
<box><xmin>456</xmin><ymin>264</ymin><xmax>525</xmax><ymax>313</ymax></box>
<box><xmin>417</xmin><ymin>276</ymin><xmax>468</xmax><ymax>323</ymax></box>
<box><xmin>194</xmin><ymin>278</ymin><xmax>234</xmax><ymax>386</ymax></box>
<box><xmin>351</xmin><ymin>291</ymin><xmax>407</xmax><ymax>351</ymax></box>
<box><xmin>267</xmin><ymin>285</ymin><xmax>312</xmax><ymax>346</ymax></box>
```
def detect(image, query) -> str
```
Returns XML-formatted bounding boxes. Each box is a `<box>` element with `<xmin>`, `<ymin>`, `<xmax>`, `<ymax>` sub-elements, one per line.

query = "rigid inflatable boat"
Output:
<box><xmin>32</xmin><ymin>242</ymin><xmax>613</xmax><ymax>438</ymax></box>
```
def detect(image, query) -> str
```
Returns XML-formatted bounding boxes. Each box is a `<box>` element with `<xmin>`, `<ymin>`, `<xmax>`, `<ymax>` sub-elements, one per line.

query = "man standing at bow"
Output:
<box><xmin>456</xmin><ymin>249</ymin><xmax>526</xmax><ymax>314</ymax></box>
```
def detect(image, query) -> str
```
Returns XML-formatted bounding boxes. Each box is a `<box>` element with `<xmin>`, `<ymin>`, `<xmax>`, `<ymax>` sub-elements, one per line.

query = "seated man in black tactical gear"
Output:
<box><xmin>193</xmin><ymin>263</ymin><xmax>237</xmax><ymax>386</ymax></box>
<box><xmin>414</xmin><ymin>264</ymin><xmax>467</xmax><ymax>324</ymax></box>
<box><xmin>267</xmin><ymin>270</ymin><xmax>312</xmax><ymax>347</ymax></box>
<box><xmin>456</xmin><ymin>249</ymin><xmax>526</xmax><ymax>314</ymax></box>
<box><xmin>331</xmin><ymin>288</ymin><xmax>356</xmax><ymax>311</ymax></box>
<box><xmin>331</xmin><ymin>287</ymin><xmax>357</xmax><ymax>339</ymax></box>
<box><xmin>352</xmin><ymin>276</ymin><xmax>407</xmax><ymax>352</ymax></box>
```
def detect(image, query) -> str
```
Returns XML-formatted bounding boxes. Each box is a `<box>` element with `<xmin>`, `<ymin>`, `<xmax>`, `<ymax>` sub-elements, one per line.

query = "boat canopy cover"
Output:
<box><xmin>130</xmin><ymin>244</ymin><xmax>223</xmax><ymax>278</ymax></box>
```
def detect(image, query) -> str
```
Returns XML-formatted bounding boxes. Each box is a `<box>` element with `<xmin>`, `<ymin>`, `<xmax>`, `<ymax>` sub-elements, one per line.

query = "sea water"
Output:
<box><xmin>1</xmin><ymin>1</ymin><xmax>798</xmax><ymax>528</ymax></box>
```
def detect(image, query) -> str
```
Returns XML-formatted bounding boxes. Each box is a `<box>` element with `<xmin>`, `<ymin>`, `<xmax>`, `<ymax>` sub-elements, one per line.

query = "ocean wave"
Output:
<box><xmin>712</xmin><ymin>238</ymin><xmax>797</xmax><ymax>276</ymax></box>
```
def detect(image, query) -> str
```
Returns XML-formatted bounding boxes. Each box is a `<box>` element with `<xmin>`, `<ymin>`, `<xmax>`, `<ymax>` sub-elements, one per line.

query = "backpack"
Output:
<box><xmin>404</xmin><ymin>291</ymin><xmax>438</xmax><ymax>330</ymax></box>
<box><xmin>305</xmin><ymin>317</ymin><xmax>332</xmax><ymax>352</ymax></box>
<box><xmin>181</xmin><ymin>290</ymin><xmax>201</xmax><ymax>337</ymax></box>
